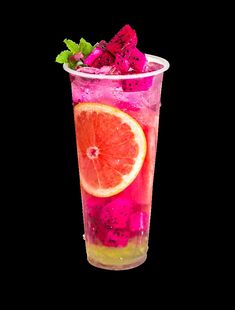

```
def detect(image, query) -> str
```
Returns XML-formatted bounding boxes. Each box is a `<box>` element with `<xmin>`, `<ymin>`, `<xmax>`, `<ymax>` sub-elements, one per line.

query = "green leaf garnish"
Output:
<box><xmin>55</xmin><ymin>50</ymin><xmax>73</xmax><ymax>64</ymax></box>
<box><xmin>55</xmin><ymin>38</ymin><xmax>94</xmax><ymax>66</ymax></box>
<box><xmin>63</xmin><ymin>39</ymin><xmax>80</xmax><ymax>54</ymax></box>
<box><xmin>68</xmin><ymin>59</ymin><xmax>77</xmax><ymax>69</ymax></box>
<box><xmin>78</xmin><ymin>38</ymin><xmax>93</xmax><ymax>57</ymax></box>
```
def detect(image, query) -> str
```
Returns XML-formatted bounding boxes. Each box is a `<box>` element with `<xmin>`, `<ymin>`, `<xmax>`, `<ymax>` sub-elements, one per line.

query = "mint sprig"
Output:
<box><xmin>56</xmin><ymin>50</ymin><xmax>73</xmax><ymax>64</ymax></box>
<box><xmin>78</xmin><ymin>38</ymin><xmax>93</xmax><ymax>57</ymax></box>
<box><xmin>63</xmin><ymin>39</ymin><xmax>80</xmax><ymax>54</ymax></box>
<box><xmin>55</xmin><ymin>38</ymin><xmax>94</xmax><ymax>67</ymax></box>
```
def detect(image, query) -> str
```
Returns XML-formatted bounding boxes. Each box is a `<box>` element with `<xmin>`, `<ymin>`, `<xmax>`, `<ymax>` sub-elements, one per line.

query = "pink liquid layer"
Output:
<box><xmin>72</xmin><ymin>70</ymin><xmax>163</xmax><ymax>267</ymax></box>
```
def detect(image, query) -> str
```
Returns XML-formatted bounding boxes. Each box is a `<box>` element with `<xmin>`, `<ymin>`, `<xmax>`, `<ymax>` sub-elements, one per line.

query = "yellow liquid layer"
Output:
<box><xmin>86</xmin><ymin>237</ymin><xmax>148</xmax><ymax>267</ymax></box>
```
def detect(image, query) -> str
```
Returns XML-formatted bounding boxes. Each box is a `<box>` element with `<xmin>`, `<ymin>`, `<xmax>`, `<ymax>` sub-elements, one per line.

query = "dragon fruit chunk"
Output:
<box><xmin>83</xmin><ymin>40</ymin><xmax>107</xmax><ymax>66</ymax></box>
<box><xmin>114</xmin><ymin>54</ymin><xmax>130</xmax><ymax>73</ymax></box>
<box><xmin>95</xmin><ymin>225</ymin><xmax>110</xmax><ymax>243</ymax></box>
<box><xmin>97</xmin><ymin>40</ymin><xmax>107</xmax><ymax>50</ymax></box>
<box><xmin>129</xmin><ymin>47</ymin><xmax>147</xmax><ymax>72</ymax></box>
<box><xmin>103</xmin><ymin>229</ymin><xmax>130</xmax><ymax>247</ymax></box>
<box><xmin>117</xmin><ymin>101</ymin><xmax>140</xmax><ymax>112</ymax></box>
<box><xmin>92</xmin><ymin>50</ymin><xmax>115</xmax><ymax>68</ymax></box>
<box><xmin>100</xmin><ymin>198</ymin><xmax>132</xmax><ymax>229</ymax></box>
<box><xmin>120</xmin><ymin>44</ymin><xmax>136</xmax><ymax>59</ymax></box>
<box><xmin>122</xmin><ymin>76</ymin><xmax>153</xmax><ymax>92</ymax></box>
<box><xmin>101</xmin><ymin>51</ymin><xmax>115</xmax><ymax>66</ymax></box>
<box><xmin>106</xmin><ymin>24</ymin><xmax>138</xmax><ymax>55</ymax></box>
<box><xmin>83</xmin><ymin>46</ymin><xmax>103</xmax><ymax>66</ymax></box>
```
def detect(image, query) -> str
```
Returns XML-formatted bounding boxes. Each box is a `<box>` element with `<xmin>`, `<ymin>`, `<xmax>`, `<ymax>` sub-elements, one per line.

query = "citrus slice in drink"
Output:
<box><xmin>74</xmin><ymin>103</ymin><xmax>147</xmax><ymax>197</ymax></box>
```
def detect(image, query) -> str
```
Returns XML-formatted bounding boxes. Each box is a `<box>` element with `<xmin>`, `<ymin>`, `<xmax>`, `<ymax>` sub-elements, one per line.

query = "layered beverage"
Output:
<box><xmin>56</xmin><ymin>25</ymin><xmax>169</xmax><ymax>270</ymax></box>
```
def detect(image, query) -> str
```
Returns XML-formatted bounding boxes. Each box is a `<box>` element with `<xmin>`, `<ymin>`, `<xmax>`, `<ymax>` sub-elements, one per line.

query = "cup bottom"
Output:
<box><xmin>87</xmin><ymin>254</ymin><xmax>147</xmax><ymax>271</ymax></box>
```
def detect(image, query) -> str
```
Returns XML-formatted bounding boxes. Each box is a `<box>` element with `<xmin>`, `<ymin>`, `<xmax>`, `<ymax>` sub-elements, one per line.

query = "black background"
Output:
<box><xmin>8</xmin><ymin>3</ymin><xmax>211</xmax><ymax>290</ymax></box>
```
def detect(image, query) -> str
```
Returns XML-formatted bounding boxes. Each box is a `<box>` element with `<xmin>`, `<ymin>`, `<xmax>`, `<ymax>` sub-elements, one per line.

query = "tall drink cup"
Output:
<box><xmin>64</xmin><ymin>55</ymin><xmax>169</xmax><ymax>270</ymax></box>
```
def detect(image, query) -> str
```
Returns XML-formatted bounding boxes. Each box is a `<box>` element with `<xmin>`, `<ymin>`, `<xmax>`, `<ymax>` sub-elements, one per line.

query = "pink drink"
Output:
<box><xmin>64</xmin><ymin>55</ymin><xmax>169</xmax><ymax>270</ymax></box>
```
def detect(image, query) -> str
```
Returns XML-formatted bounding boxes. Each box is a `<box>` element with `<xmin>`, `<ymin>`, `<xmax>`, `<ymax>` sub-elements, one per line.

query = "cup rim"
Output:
<box><xmin>63</xmin><ymin>54</ymin><xmax>170</xmax><ymax>80</ymax></box>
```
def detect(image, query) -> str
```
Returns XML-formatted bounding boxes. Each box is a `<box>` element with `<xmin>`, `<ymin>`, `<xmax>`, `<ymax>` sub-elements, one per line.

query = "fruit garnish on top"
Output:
<box><xmin>55</xmin><ymin>25</ymin><xmax>153</xmax><ymax>75</ymax></box>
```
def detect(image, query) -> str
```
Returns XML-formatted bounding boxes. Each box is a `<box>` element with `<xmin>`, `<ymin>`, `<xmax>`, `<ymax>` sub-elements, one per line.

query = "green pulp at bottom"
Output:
<box><xmin>86</xmin><ymin>238</ymin><xmax>148</xmax><ymax>266</ymax></box>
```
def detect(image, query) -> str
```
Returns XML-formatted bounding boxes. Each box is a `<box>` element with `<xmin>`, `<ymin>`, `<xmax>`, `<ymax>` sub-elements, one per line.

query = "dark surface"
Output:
<box><xmin>10</xmin><ymin>5</ymin><xmax>205</xmax><ymax>287</ymax></box>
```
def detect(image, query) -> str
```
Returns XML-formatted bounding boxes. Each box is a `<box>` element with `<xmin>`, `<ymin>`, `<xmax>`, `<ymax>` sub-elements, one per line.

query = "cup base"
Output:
<box><xmin>87</xmin><ymin>254</ymin><xmax>147</xmax><ymax>271</ymax></box>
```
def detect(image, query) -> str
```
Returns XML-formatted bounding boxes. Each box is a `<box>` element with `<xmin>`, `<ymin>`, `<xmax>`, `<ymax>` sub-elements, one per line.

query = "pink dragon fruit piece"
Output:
<box><xmin>92</xmin><ymin>50</ymin><xmax>115</xmax><ymax>68</ymax></box>
<box><xmin>85</xmin><ymin>203</ymin><xmax>101</xmax><ymax>243</ymax></box>
<box><xmin>87</xmin><ymin>203</ymin><xmax>100</xmax><ymax>219</ymax></box>
<box><xmin>82</xmin><ymin>191</ymin><xmax>109</xmax><ymax>218</ymax></box>
<box><xmin>114</xmin><ymin>54</ymin><xmax>130</xmax><ymax>73</ymax></box>
<box><xmin>106</xmin><ymin>24</ymin><xmax>138</xmax><ymax>55</ymax></box>
<box><xmin>83</xmin><ymin>40</ymin><xmax>106</xmax><ymax>65</ymax></box>
<box><xmin>87</xmin><ymin>220</ymin><xmax>109</xmax><ymax>244</ymax></box>
<box><xmin>117</xmin><ymin>101</ymin><xmax>140</xmax><ymax>112</ymax></box>
<box><xmin>103</xmin><ymin>229</ymin><xmax>130</xmax><ymax>247</ymax></box>
<box><xmin>129</xmin><ymin>47</ymin><xmax>147</xmax><ymax>72</ymax></box>
<box><xmin>95</xmin><ymin>225</ymin><xmax>109</xmax><ymax>243</ymax></box>
<box><xmin>100</xmin><ymin>198</ymin><xmax>132</xmax><ymax>229</ymax></box>
<box><xmin>122</xmin><ymin>76</ymin><xmax>153</xmax><ymax>92</ymax></box>
<box><xmin>83</xmin><ymin>193</ymin><xmax>111</xmax><ymax>244</ymax></box>
<box><xmin>129</xmin><ymin>212</ymin><xmax>149</xmax><ymax>233</ymax></box>
<box><xmin>120</xmin><ymin>43</ymin><xmax>136</xmax><ymax>59</ymax></box>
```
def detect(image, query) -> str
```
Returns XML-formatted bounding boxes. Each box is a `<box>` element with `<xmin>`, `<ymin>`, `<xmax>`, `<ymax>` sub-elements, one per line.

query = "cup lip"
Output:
<box><xmin>63</xmin><ymin>54</ymin><xmax>170</xmax><ymax>80</ymax></box>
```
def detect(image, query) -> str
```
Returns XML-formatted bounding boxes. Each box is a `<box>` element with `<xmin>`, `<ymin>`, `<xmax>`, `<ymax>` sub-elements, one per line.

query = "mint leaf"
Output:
<box><xmin>78</xmin><ymin>38</ymin><xmax>93</xmax><ymax>57</ymax></box>
<box><xmin>63</xmin><ymin>39</ymin><xmax>80</xmax><ymax>54</ymax></box>
<box><xmin>55</xmin><ymin>38</ymin><xmax>94</xmax><ymax>67</ymax></box>
<box><xmin>68</xmin><ymin>59</ymin><xmax>77</xmax><ymax>69</ymax></box>
<box><xmin>55</xmin><ymin>50</ymin><xmax>73</xmax><ymax>63</ymax></box>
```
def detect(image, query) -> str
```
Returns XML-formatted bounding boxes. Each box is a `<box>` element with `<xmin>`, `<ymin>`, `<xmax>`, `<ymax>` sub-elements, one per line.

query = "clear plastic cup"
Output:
<box><xmin>63</xmin><ymin>55</ymin><xmax>169</xmax><ymax>270</ymax></box>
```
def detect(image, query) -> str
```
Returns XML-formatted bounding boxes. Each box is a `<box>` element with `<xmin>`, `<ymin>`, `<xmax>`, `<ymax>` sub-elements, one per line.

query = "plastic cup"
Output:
<box><xmin>63</xmin><ymin>55</ymin><xmax>169</xmax><ymax>270</ymax></box>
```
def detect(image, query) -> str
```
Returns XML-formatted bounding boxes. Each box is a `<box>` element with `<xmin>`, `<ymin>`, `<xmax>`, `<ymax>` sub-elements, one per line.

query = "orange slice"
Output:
<box><xmin>74</xmin><ymin>103</ymin><xmax>147</xmax><ymax>197</ymax></box>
